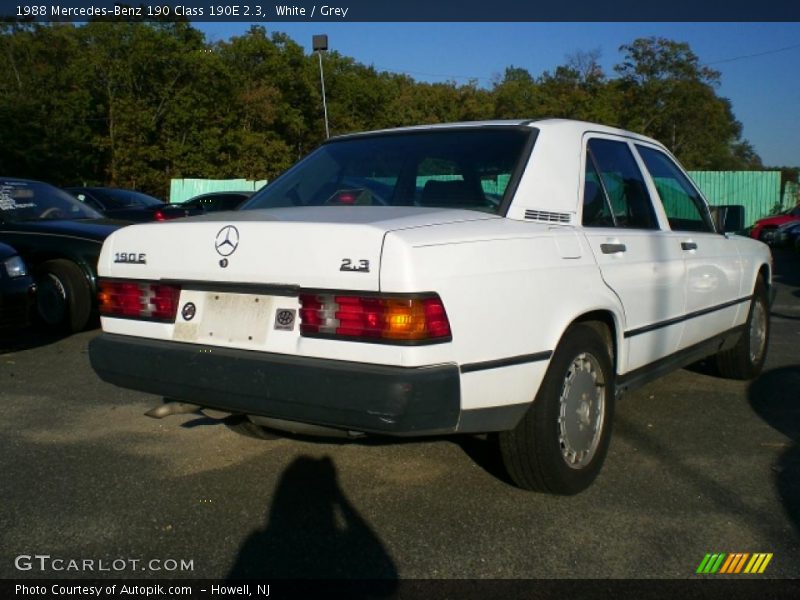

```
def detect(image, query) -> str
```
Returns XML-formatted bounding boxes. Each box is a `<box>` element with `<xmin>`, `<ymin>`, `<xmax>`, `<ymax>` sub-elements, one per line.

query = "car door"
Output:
<box><xmin>580</xmin><ymin>135</ymin><xmax>688</xmax><ymax>373</ymax></box>
<box><xmin>634</xmin><ymin>143</ymin><xmax>744</xmax><ymax>349</ymax></box>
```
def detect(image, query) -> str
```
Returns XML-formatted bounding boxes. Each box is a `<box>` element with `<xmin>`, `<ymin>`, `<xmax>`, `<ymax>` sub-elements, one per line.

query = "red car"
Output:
<box><xmin>750</xmin><ymin>205</ymin><xmax>800</xmax><ymax>243</ymax></box>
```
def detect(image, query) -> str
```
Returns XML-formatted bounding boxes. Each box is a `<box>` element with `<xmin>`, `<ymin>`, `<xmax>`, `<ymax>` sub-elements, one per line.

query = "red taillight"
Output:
<box><xmin>154</xmin><ymin>210</ymin><xmax>165</xmax><ymax>221</ymax></box>
<box><xmin>98</xmin><ymin>279</ymin><xmax>180</xmax><ymax>322</ymax></box>
<box><xmin>298</xmin><ymin>293</ymin><xmax>451</xmax><ymax>343</ymax></box>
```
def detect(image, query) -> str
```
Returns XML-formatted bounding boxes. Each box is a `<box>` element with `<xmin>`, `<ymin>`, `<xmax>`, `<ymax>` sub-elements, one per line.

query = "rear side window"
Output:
<box><xmin>636</xmin><ymin>145</ymin><xmax>713</xmax><ymax>233</ymax></box>
<box><xmin>72</xmin><ymin>191</ymin><xmax>105</xmax><ymax>211</ymax></box>
<box><xmin>585</xmin><ymin>138</ymin><xmax>658</xmax><ymax>230</ymax></box>
<box><xmin>582</xmin><ymin>157</ymin><xmax>615</xmax><ymax>227</ymax></box>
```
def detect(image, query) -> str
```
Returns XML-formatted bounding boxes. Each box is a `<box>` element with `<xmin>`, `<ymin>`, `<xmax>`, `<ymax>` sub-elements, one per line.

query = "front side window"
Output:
<box><xmin>636</xmin><ymin>145</ymin><xmax>713</xmax><ymax>233</ymax></box>
<box><xmin>586</xmin><ymin>138</ymin><xmax>658</xmax><ymax>230</ymax></box>
<box><xmin>242</xmin><ymin>128</ymin><xmax>534</xmax><ymax>215</ymax></box>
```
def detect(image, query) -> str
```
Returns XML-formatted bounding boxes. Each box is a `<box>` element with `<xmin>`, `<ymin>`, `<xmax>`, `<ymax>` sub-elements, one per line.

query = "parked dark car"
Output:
<box><xmin>66</xmin><ymin>187</ymin><xmax>165</xmax><ymax>222</ymax></box>
<box><xmin>0</xmin><ymin>178</ymin><xmax>127</xmax><ymax>332</ymax></box>
<box><xmin>156</xmin><ymin>191</ymin><xmax>254</xmax><ymax>220</ymax></box>
<box><xmin>0</xmin><ymin>242</ymin><xmax>35</xmax><ymax>329</ymax></box>
<box><xmin>775</xmin><ymin>220</ymin><xmax>800</xmax><ymax>251</ymax></box>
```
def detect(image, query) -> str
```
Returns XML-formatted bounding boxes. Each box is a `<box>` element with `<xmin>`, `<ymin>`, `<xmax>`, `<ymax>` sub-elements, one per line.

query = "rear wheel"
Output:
<box><xmin>35</xmin><ymin>259</ymin><xmax>92</xmax><ymax>333</ymax></box>
<box><xmin>499</xmin><ymin>324</ymin><xmax>615</xmax><ymax>494</ymax></box>
<box><xmin>715</xmin><ymin>278</ymin><xmax>769</xmax><ymax>380</ymax></box>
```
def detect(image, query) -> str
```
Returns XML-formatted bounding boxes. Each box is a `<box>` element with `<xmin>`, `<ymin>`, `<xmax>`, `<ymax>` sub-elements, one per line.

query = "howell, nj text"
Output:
<box><xmin>210</xmin><ymin>584</ymin><xmax>270</xmax><ymax>595</ymax></box>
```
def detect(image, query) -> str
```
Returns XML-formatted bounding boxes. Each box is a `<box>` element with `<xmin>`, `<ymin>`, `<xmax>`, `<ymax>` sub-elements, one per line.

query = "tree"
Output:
<box><xmin>0</xmin><ymin>27</ymin><xmax>768</xmax><ymax>195</ymax></box>
<box><xmin>492</xmin><ymin>67</ymin><xmax>538</xmax><ymax>118</ymax></box>
<box><xmin>614</xmin><ymin>37</ymin><xmax>758</xmax><ymax>169</ymax></box>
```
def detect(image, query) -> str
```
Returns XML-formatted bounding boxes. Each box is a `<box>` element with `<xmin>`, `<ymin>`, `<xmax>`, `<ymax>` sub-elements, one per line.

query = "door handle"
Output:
<box><xmin>681</xmin><ymin>242</ymin><xmax>698</xmax><ymax>251</ymax></box>
<box><xmin>600</xmin><ymin>243</ymin><xmax>626</xmax><ymax>254</ymax></box>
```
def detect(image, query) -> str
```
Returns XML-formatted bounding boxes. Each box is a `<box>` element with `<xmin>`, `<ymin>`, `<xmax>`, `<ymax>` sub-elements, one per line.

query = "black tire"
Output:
<box><xmin>35</xmin><ymin>259</ymin><xmax>92</xmax><ymax>333</ymax></box>
<box><xmin>715</xmin><ymin>278</ymin><xmax>770</xmax><ymax>380</ymax></box>
<box><xmin>758</xmin><ymin>227</ymin><xmax>776</xmax><ymax>244</ymax></box>
<box><xmin>499</xmin><ymin>323</ymin><xmax>615</xmax><ymax>494</ymax></box>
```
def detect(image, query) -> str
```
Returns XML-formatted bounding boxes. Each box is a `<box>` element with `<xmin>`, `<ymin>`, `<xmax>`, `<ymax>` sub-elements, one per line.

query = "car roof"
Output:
<box><xmin>66</xmin><ymin>186</ymin><xmax>134</xmax><ymax>192</ymax></box>
<box><xmin>328</xmin><ymin>118</ymin><xmax>660</xmax><ymax>146</ymax></box>
<box><xmin>1</xmin><ymin>177</ymin><xmax>50</xmax><ymax>184</ymax></box>
<box><xmin>186</xmin><ymin>191</ymin><xmax>254</xmax><ymax>200</ymax></box>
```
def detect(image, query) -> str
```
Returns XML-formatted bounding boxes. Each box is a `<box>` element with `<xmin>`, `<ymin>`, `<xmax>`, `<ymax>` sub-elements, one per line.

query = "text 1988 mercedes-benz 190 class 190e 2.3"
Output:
<box><xmin>89</xmin><ymin>120</ymin><xmax>771</xmax><ymax>494</ymax></box>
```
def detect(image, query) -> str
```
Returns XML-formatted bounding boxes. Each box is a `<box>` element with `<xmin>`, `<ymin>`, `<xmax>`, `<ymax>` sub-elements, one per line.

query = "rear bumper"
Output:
<box><xmin>89</xmin><ymin>333</ymin><xmax>464</xmax><ymax>435</ymax></box>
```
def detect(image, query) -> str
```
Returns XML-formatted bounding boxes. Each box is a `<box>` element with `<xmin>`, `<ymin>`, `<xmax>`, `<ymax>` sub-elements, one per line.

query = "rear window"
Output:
<box><xmin>242</xmin><ymin>127</ymin><xmax>534</xmax><ymax>215</ymax></box>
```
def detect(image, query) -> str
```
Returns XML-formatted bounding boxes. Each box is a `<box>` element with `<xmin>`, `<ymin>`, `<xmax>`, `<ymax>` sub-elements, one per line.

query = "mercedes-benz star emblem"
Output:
<box><xmin>214</xmin><ymin>225</ymin><xmax>240</xmax><ymax>257</ymax></box>
<box><xmin>181</xmin><ymin>302</ymin><xmax>196</xmax><ymax>321</ymax></box>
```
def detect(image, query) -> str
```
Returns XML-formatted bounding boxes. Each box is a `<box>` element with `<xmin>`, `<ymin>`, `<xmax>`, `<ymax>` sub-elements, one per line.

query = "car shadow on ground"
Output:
<box><xmin>772</xmin><ymin>249</ymin><xmax>800</xmax><ymax>287</ymax></box>
<box><xmin>178</xmin><ymin>411</ymin><xmax>515</xmax><ymax>486</ymax></box>
<box><xmin>0</xmin><ymin>325</ymin><xmax>73</xmax><ymax>354</ymax></box>
<box><xmin>771</xmin><ymin>311</ymin><xmax>800</xmax><ymax>320</ymax></box>
<box><xmin>747</xmin><ymin>366</ymin><xmax>800</xmax><ymax>536</ymax></box>
<box><xmin>226</xmin><ymin>454</ymin><xmax>398</xmax><ymax>588</ymax></box>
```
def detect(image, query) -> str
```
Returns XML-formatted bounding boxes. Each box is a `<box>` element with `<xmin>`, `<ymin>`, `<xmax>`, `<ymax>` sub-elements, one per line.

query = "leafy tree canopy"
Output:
<box><xmin>0</xmin><ymin>26</ymin><xmax>769</xmax><ymax>197</ymax></box>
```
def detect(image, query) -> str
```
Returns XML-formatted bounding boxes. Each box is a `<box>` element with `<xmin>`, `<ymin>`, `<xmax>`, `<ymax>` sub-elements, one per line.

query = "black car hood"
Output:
<box><xmin>0</xmin><ymin>218</ymin><xmax>127</xmax><ymax>241</ymax></box>
<box><xmin>0</xmin><ymin>242</ymin><xmax>17</xmax><ymax>259</ymax></box>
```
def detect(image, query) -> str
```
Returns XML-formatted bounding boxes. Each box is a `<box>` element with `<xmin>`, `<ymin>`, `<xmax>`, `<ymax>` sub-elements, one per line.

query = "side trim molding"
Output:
<box><xmin>460</xmin><ymin>350</ymin><xmax>552</xmax><ymax>374</ymax></box>
<box><xmin>624</xmin><ymin>295</ymin><xmax>751</xmax><ymax>338</ymax></box>
<box><xmin>617</xmin><ymin>325</ymin><xmax>745</xmax><ymax>395</ymax></box>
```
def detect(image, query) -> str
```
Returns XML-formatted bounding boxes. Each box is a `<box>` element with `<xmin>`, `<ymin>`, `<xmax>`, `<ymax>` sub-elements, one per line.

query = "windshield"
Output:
<box><xmin>92</xmin><ymin>189</ymin><xmax>163</xmax><ymax>208</ymax></box>
<box><xmin>0</xmin><ymin>180</ymin><xmax>103</xmax><ymax>222</ymax></box>
<box><xmin>242</xmin><ymin>127</ymin><xmax>534</xmax><ymax>215</ymax></box>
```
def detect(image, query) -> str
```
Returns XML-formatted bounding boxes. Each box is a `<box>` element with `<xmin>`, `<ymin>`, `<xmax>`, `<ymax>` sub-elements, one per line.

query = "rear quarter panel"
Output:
<box><xmin>381</xmin><ymin>220</ymin><xmax>626</xmax><ymax>410</ymax></box>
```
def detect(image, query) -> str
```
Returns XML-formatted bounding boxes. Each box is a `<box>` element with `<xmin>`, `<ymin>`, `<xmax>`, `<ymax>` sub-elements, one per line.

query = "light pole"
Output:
<box><xmin>313</xmin><ymin>34</ymin><xmax>330</xmax><ymax>139</ymax></box>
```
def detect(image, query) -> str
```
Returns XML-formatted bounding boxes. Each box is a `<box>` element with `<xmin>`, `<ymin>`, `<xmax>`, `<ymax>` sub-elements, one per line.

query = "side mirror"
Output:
<box><xmin>711</xmin><ymin>204</ymin><xmax>745</xmax><ymax>234</ymax></box>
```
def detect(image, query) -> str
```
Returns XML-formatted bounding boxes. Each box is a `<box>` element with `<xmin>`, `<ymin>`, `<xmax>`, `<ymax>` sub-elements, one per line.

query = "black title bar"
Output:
<box><xmin>3</xmin><ymin>0</ymin><xmax>799</xmax><ymax>22</ymax></box>
<box><xmin>5</xmin><ymin>579</ymin><xmax>800</xmax><ymax>599</ymax></box>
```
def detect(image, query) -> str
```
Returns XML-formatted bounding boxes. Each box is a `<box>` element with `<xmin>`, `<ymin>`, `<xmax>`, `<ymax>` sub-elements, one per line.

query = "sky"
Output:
<box><xmin>197</xmin><ymin>22</ymin><xmax>800</xmax><ymax>167</ymax></box>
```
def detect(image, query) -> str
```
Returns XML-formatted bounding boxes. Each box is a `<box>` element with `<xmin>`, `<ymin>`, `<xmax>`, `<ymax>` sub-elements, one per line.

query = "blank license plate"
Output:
<box><xmin>198</xmin><ymin>292</ymin><xmax>274</xmax><ymax>344</ymax></box>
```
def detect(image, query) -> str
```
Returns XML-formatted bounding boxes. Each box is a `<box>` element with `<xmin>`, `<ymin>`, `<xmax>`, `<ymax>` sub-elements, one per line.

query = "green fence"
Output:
<box><xmin>170</xmin><ymin>172</ymin><xmax>794</xmax><ymax>228</ymax></box>
<box><xmin>169</xmin><ymin>178</ymin><xmax>268</xmax><ymax>203</ymax></box>
<box><xmin>783</xmin><ymin>181</ymin><xmax>799</xmax><ymax>209</ymax></box>
<box><xmin>687</xmin><ymin>171</ymin><xmax>784</xmax><ymax>228</ymax></box>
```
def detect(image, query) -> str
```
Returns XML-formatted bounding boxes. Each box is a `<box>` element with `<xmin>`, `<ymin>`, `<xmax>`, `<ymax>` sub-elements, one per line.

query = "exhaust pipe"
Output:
<box><xmin>145</xmin><ymin>400</ymin><xmax>202</xmax><ymax>419</ymax></box>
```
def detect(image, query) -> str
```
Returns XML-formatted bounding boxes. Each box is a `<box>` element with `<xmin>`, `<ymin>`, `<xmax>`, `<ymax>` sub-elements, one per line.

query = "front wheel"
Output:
<box><xmin>715</xmin><ymin>278</ymin><xmax>770</xmax><ymax>380</ymax></box>
<box><xmin>499</xmin><ymin>323</ymin><xmax>615</xmax><ymax>494</ymax></box>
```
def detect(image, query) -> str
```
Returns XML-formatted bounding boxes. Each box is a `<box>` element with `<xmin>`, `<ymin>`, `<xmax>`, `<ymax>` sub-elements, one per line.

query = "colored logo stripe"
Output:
<box><xmin>744</xmin><ymin>553</ymin><xmax>773</xmax><ymax>574</ymax></box>
<box><xmin>719</xmin><ymin>553</ymin><xmax>749</xmax><ymax>573</ymax></box>
<box><xmin>697</xmin><ymin>553</ymin><xmax>773</xmax><ymax>574</ymax></box>
<box><xmin>697</xmin><ymin>553</ymin><xmax>726</xmax><ymax>574</ymax></box>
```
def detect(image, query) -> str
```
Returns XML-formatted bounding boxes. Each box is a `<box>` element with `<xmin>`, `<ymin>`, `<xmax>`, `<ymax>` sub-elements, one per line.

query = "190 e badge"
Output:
<box><xmin>114</xmin><ymin>252</ymin><xmax>146</xmax><ymax>264</ymax></box>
